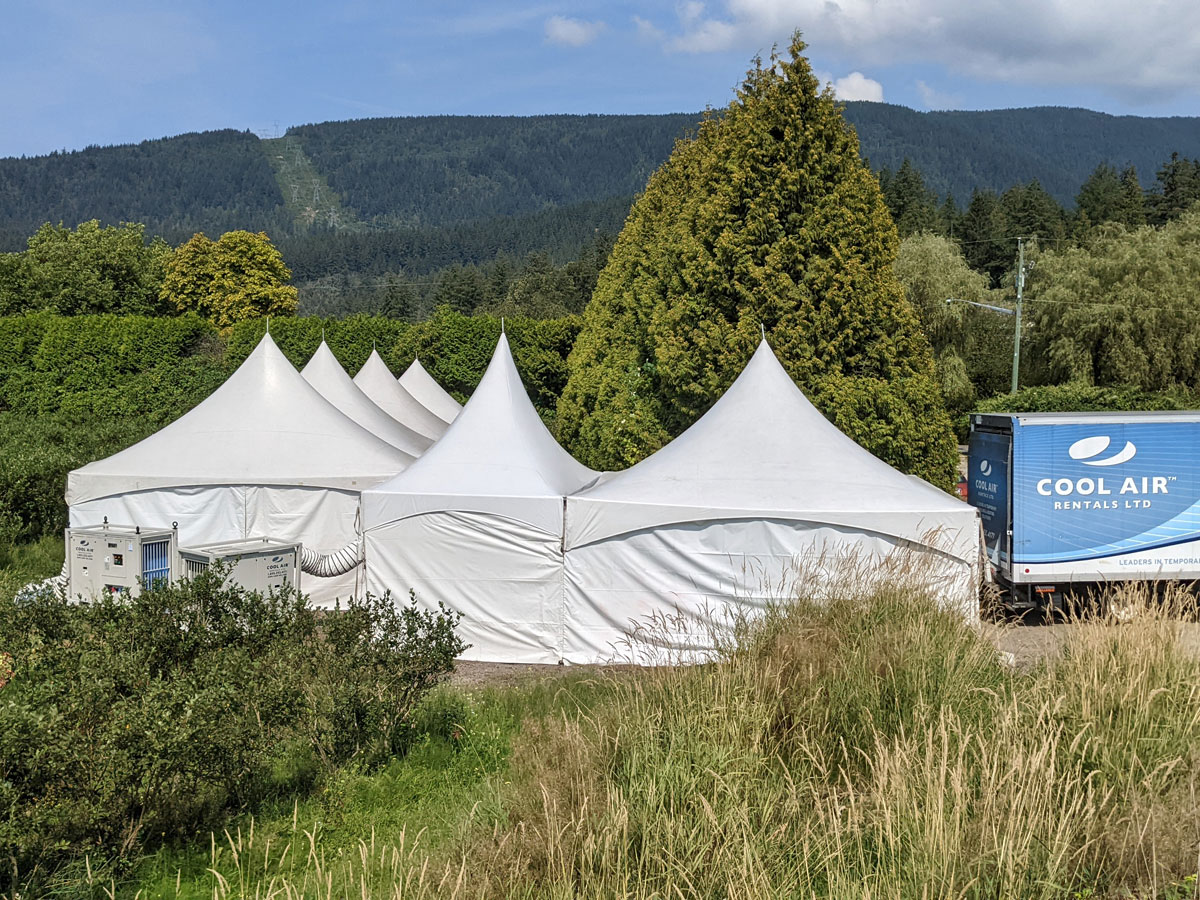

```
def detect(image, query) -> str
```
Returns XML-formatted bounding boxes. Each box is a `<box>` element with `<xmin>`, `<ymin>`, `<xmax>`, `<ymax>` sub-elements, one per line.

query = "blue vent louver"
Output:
<box><xmin>141</xmin><ymin>538</ymin><xmax>171</xmax><ymax>589</ymax></box>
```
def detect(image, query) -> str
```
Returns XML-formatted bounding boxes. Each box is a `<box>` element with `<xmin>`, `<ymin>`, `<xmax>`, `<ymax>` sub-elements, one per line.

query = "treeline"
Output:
<box><xmin>878</xmin><ymin>153</ymin><xmax>1200</xmax><ymax>285</ymax></box>
<box><xmin>296</xmin><ymin>234</ymin><xmax>614</xmax><ymax>320</ymax></box>
<box><xmin>0</xmin><ymin>218</ymin><xmax>614</xmax><ymax>323</ymax></box>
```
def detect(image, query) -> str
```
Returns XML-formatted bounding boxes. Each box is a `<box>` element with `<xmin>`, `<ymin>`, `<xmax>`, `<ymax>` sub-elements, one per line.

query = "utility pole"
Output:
<box><xmin>1011</xmin><ymin>237</ymin><xmax>1025</xmax><ymax>394</ymax></box>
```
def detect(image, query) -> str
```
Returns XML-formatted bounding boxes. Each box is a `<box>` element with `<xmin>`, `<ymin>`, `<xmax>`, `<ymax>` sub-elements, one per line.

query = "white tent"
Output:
<box><xmin>354</xmin><ymin>350</ymin><xmax>451</xmax><ymax>443</ymax></box>
<box><xmin>67</xmin><ymin>333</ymin><xmax>413</xmax><ymax>605</ymax></box>
<box><xmin>302</xmin><ymin>341</ymin><xmax>431</xmax><ymax>457</ymax></box>
<box><xmin>399</xmin><ymin>357</ymin><xmax>462</xmax><ymax>426</ymax></box>
<box><xmin>562</xmin><ymin>340</ymin><xmax>982</xmax><ymax>663</ymax></box>
<box><xmin>362</xmin><ymin>334</ymin><xmax>597</xmax><ymax>663</ymax></box>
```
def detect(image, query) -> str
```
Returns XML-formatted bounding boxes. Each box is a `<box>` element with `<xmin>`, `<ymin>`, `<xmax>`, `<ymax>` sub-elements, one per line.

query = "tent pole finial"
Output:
<box><xmin>501</xmin><ymin>316</ymin><xmax>505</xmax><ymax>335</ymax></box>
<box><xmin>761</xmin><ymin>322</ymin><xmax>766</xmax><ymax>342</ymax></box>
<box><xmin>266</xmin><ymin>316</ymin><xmax>270</xmax><ymax>335</ymax></box>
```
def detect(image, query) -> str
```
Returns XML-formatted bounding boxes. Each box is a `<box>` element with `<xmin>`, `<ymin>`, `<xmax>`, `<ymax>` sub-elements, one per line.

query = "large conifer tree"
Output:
<box><xmin>556</xmin><ymin>37</ymin><xmax>959</xmax><ymax>488</ymax></box>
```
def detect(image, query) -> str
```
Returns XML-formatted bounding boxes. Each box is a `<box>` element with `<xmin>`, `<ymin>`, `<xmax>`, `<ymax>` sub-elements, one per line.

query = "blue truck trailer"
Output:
<box><xmin>968</xmin><ymin>411</ymin><xmax>1200</xmax><ymax>608</ymax></box>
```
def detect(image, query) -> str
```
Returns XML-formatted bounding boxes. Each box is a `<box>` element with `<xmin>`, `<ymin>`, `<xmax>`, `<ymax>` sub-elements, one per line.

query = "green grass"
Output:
<box><xmin>0</xmin><ymin>534</ymin><xmax>63</xmax><ymax>596</ymax></box>
<box><xmin>117</xmin><ymin>581</ymin><xmax>1200</xmax><ymax>900</ymax></box>
<box><xmin>126</xmin><ymin>673</ymin><xmax>619</xmax><ymax>899</ymax></box>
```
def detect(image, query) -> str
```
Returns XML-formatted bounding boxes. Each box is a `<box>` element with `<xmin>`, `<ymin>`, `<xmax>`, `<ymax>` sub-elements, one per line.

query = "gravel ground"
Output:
<box><xmin>983</xmin><ymin>618</ymin><xmax>1200</xmax><ymax>668</ymax></box>
<box><xmin>449</xmin><ymin>619</ymin><xmax>1200</xmax><ymax>686</ymax></box>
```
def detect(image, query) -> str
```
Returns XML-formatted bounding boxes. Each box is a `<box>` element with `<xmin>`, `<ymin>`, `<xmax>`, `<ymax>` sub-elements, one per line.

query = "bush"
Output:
<box><xmin>965</xmin><ymin>382</ymin><xmax>1200</xmax><ymax>440</ymax></box>
<box><xmin>0</xmin><ymin>573</ymin><xmax>464</xmax><ymax>892</ymax></box>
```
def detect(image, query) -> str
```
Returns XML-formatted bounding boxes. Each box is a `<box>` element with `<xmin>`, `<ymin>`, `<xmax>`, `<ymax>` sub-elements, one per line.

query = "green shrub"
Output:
<box><xmin>0</xmin><ymin>574</ymin><xmax>464</xmax><ymax>893</ymax></box>
<box><xmin>964</xmin><ymin>382</ymin><xmax>1200</xmax><ymax>440</ymax></box>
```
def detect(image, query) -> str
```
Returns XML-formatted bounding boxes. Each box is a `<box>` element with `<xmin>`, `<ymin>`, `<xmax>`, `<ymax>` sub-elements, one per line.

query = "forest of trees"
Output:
<box><xmin>287</xmin><ymin>114</ymin><xmax>700</xmax><ymax>228</ymax></box>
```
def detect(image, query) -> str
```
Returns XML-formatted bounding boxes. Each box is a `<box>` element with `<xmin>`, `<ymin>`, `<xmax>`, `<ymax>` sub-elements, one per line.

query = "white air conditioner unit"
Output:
<box><xmin>179</xmin><ymin>537</ymin><xmax>302</xmax><ymax>594</ymax></box>
<box><xmin>66</xmin><ymin>524</ymin><xmax>178</xmax><ymax>599</ymax></box>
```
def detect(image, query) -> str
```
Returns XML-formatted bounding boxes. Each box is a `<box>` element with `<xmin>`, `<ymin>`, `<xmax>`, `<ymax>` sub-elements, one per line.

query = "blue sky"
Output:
<box><xmin>3</xmin><ymin>0</ymin><xmax>1198</xmax><ymax>159</ymax></box>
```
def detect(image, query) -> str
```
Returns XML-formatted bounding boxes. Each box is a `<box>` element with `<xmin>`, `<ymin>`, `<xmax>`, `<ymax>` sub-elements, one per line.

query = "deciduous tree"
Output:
<box><xmin>161</xmin><ymin>230</ymin><xmax>297</xmax><ymax>327</ymax></box>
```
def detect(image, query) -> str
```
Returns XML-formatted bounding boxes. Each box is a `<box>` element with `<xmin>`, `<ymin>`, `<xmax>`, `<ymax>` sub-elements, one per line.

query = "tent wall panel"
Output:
<box><xmin>69</xmin><ymin>486</ymin><xmax>247</xmax><ymax>548</ymax></box>
<box><xmin>365</xmin><ymin>511</ymin><xmax>564</xmax><ymax>664</ymax></box>
<box><xmin>563</xmin><ymin>518</ymin><xmax>976</xmax><ymax>664</ymax></box>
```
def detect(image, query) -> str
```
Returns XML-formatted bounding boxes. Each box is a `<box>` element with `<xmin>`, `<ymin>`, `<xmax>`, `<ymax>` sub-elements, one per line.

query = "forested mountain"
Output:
<box><xmin>288</xmin><ymin>114</ymin><xmax>699</xmax><ymax>228</ymax></box>
<box><xmin>842</xmin><ymin>104</ymin><xmax>1200</xmax><ymax>205</ymax></box>
<box><xmin>0</xmin><ymin>130</ymin><xmax>289</xmax><ymax>248</ymax></box>
<box><xmin>5</xmin><ymin>106</ymin><xmax>1200</xmax><ymax>253</ymax></box>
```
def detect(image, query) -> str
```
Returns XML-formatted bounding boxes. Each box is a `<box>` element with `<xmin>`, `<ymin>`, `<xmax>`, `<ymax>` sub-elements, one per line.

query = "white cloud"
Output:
<box><xmin>544</xmin><ymin>15</ymin><xmax>606</xmax><ymax>47</ymax></box>
<box><xmin>833</xmin><ymin>71</ymin><xmax>883</xmax><ymax>102</ymax></box>
<box><xmin>916</xmin><ymin>79</ymin><xmax>961</xmax><ymax>110</ymax></box>
<box><xmin>633</xmin><ymin>15</ymin><xmax>665</xmax><ymax>42</ymax></box>
<box><xmin>653</xmin><ymin>0</ymin><xmax>1200</xmax><ymax>101</ymax></box>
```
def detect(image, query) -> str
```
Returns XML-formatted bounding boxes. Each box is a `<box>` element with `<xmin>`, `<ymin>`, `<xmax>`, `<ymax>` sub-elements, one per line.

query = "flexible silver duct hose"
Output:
<box><xmin>300</xmin><ymin>540</ymin><xmax>363</xmax><ymax>577</ymax></box>
<box><xmin>17</xmin><ymin>561</ymin><xmax>68</xmax><ymax>602</ymax></box>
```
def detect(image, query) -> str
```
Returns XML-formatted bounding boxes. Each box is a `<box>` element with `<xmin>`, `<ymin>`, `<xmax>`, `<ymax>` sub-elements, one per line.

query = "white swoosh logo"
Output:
<box><xmin>1068</xmin><ymin>435</ymin><xmax>1137</xmax><ymax>467</ymax></box>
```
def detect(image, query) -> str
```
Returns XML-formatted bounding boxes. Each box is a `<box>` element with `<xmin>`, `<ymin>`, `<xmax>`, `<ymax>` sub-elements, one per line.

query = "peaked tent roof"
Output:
<box><xmin>302</xmin><ymin>341</ymin><xmax>431</xmax><ymax>457</ymax></box>
<box><xmin>354</xmin><ymin>350</ymin><xmax>451</xmax><ymax>442</ymax></box>
<box><xmin>399</xmin><ymin>358</ymin><xmax>462</xmax><ymax>425</ymax></box>
<box><xmin>67</xmin><ymin>333</ymin><xmax>414</xmax><ymax>505</ymax></box>
<box><xmin>362</xmin><ymin>334</ymin><xmax>597</xmax><ymax>535</ymax></box>
<box><xmin>565</xmin><ymin>340</ymin><xmax>977</xmax><ymax>557</ymax></box>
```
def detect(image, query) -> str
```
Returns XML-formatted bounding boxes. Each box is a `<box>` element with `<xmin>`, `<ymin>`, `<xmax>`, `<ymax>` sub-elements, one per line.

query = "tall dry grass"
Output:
<box><xmin>144</xmin><ymin>578</ymin><xmax>1200</xmax><ymax>899</ymax></box>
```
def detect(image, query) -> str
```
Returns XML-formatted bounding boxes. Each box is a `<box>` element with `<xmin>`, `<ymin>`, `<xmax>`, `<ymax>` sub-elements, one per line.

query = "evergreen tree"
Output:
<box><xmin>880</xmin><ymin>159</ymin><xmax>940</xmax><ymax>237</ymax></box>
<box><xmin>433</xmin><ymin>264</ymin><xmax>489</xmax><ymax>314</ymax></box>
<box><xmin>959</xmin><ymin>189</ymin><xmax>1010</xmax><ymax>286</ymax></box>
<box><xmin>1149</xmin><ymin>153</ymin><xmax>1200</xmax><ymax>226</ymax></box>
<box><xmin>1117</xmin><ymin>166</ymin><xmax>1147</xmax><ymax>228</ymax></box>
<box><xmin>1075</xmin><ymin>163</ymin><xmax>1124</xmax><ymax>232</ymax></box>
<box><xmin>999</xmin><ymin>180</ymin><xmax>1067</xmax><ymax>248</ymax></box>
<box><xmin>378</xmin><ymin>275</ymin><xmax>417</xmax><ymax>321</ymax></box>
<box><xmin>938</xmin><ymin>195</ymin><xmax>961</xmax><ymax>240</ymax></box>
<box><xmin>556</xmin><ymin>36</ymin><xmax>959</xmax><ymax>488</ymax></box>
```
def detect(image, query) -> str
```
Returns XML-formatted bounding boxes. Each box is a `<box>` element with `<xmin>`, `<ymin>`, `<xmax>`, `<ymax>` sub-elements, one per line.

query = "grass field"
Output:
<box><xmin>90</xmin><ymin>580</ymin><xmax>1198</xmax><ymax>900</ymax></box>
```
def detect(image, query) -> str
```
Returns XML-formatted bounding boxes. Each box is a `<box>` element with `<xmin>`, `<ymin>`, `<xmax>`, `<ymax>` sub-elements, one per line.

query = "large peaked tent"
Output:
<box><xmin>68</xmin><ymin>333</ymin><xmax>413</xmax><ymax>605</ymax></box>
<box><xmin>562</xmin><ymin>340</ymin><xmax>981</xmax><ymax>662</ymax></box>
<box><xmin>363</xmin><ymin>334</ymin><xmax>597</xmax><ymax>663</ymax></box>
<box><xmin>399</xmin><ymin>358</ymin><xmax>462</xmax><ymax>426</ymax></box>
<box><xmin>302</xmin><ymin>341</ymin><xmax>429</xmax><ymax>457</ymax></box>
<box><xmin>354</xmin><ymin>350</ymin><xmax>451</xmax><ymax>442</ymax></box>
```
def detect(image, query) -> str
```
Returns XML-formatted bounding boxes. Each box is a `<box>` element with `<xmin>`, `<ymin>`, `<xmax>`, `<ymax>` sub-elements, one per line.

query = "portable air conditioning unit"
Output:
<box><xmin>179</xmin><ymin>537</ymin><xmax>302</xmax><ymax>594</ymax></box>
<box><xmin>66</xmin><ymin>524</ymin><xmax>178</xmax><ymax>599</ymax></box>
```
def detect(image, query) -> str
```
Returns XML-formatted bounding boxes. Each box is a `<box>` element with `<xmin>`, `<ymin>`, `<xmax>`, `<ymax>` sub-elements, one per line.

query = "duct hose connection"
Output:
<box><xmin>300</xmin><ymin>541</ymin><xmax>364</xmax><ymax>578</ymax></box>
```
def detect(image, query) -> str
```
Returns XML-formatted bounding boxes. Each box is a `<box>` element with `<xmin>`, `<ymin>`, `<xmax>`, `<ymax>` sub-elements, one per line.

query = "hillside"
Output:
<box><xmin>842</xmin><ymin>103</ymin><xmax>1200</xmax><ymax>204</ymax></box>
<box><xmin>287</xmin><ymin>113</ymin><xmax>699</xmax><ymax>229</ymax></box>
<box><xmin>1</xmin><ymin>106</ymin><xmax>1199</xmax><ymax>260</ymax></box>
<box><xmin>0</xmin><ymin>130</ymin><xmax>289</xmax><ymax>249</ymax></box>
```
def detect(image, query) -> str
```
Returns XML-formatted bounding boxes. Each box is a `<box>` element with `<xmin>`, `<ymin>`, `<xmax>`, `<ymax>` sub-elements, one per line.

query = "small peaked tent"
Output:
<box><xmin>302</xmin><ymin>341</ymin><xmax>430</xmax><ymax>457</ymax></box>
<box><xmin>354</xmin><ymin>350</ymin><xmax>451</xmax><ymax>442</ymax></box>
<box><xmin>562</xmin><ymin>340</ymin><xmax>981</xmax><ymax>663</ymax></box>
<box><xmin>399</xmin><ymin>358</ymin><xmax>462</xmax><ymax>426</ymax></box>
<box><xmin>67</xmin><ymin>333</ymin><xmax>413</xmax><ymax>605</ymax></box>
<box><xmin>363</xmin><ymin>334</ymin><xmax>598</xmax><ymax>663</ymax></box>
